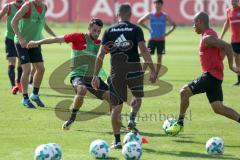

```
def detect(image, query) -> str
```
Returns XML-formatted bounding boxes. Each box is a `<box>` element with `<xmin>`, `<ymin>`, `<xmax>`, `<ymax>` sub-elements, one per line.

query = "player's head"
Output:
<box><xmin>193</xmin><ymin>12</ymin><xmax>209</xmax><ymax>34</ymax></box>
<box><xmin>153</xmin><ymin>0</ymin><xmax>163</xmax><ymax>12</ymax></box>
<box><xmin>117</xmin><ymin>3</ymin><xmax>132</xmax><ymax>21</ymax></box>
<box><xmin>231</xmin><ymin>0</ymin><xmax>239</xmax><ymax>7</ymax></box>
<box><xmin>88</xmin><ymin>18</ymin><xmax>103</xmax><ymax>40</ymax></box>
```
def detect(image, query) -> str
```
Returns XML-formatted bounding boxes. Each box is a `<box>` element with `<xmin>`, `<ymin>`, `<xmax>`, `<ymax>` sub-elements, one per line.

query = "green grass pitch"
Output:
<box><xmin>0</xmin><ymin>23</ymin><xmax>239</xmax><ymax>160</ymax></box>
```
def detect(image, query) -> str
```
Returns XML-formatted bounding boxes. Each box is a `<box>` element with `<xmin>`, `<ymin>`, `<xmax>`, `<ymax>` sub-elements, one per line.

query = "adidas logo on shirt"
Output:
<box><xmin>114</xmin><ymin>34</ymin><xmax>133</xmax><ymax>51</ymax></box>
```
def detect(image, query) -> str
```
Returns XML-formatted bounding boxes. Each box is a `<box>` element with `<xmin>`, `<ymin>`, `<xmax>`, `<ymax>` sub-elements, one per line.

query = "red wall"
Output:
<box><xmin>0</xmin><ymin>0</ymin><xmax>230</xmax><ymax>25</ymax></box>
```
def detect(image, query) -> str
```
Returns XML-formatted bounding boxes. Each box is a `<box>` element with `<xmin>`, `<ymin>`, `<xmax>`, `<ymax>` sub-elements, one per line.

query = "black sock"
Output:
<box><xmin>23</xmin><ymin>94</ymin><xmax>29</xmax><ymax>100</ymax></box>
<box><xmin>129</xmin><ymin>112</ymin><xmax>137</xmax><ymax>122</ymax></box>
<box><xmin>238</xmin><ymin>75</ymin><xmax>240</xmax><ymax>83</ymax></box>
<box><xmin>238</xmin><ymin>117</ymin><xmax>240</xmax><ymax>123</ymax></box>
<box><xmin>8</xmin><ymin>65</ymin><xmax>15</xmax><ymax>87</ymax></box>
<box><xmin>33</xmin><ymin>87</ymin><xmax>39</xmax><ymax>95</ymax></box>
<box><xmin>17</xmin><ymin>67</ymin><xmax>22</xmax><ymax>83</ymax></box>
<box><xmin>114</xmin><ymin>133</ymin><xmax>121</xmax><ymax>143</ymax></box>
<box><xmin>178</xmin><ymin>114</ymin><xmax>185</xmax><ymax>126</ymax></box>
<box><xmin>69</xmin><ymin>109</ymin><xmax>79</xmax><ymax>121</ymax></box>
<box><xmin>29</xmin><ymin>76</ymin><xmax>33</xmax><ymax>84</ymax></box>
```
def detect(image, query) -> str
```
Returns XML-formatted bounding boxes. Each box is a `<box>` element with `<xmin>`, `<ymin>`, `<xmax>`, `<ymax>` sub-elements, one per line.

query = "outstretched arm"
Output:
<box><xmin>0</xmin><ymin>4</ymin><xmax>8</xmax><ymax>20</ymax></box>
<box><xmin>137</xmin><ymin>13</ymin><xmax>151</xmax><ymax>32</ymax></box>
<box><xmin>44</xmin><ymin>22</ymin><xmax>56</xmax><ymax>37</ymax></box>
<box><xmin>220</xmin><ymin>19</ymin><xmax>229</xmax><ymax>39</ymax></box>
<box><xmin>165</xmin><ymin>15</ymin><xmax>176</xmax><ymax>37</ymax></box>
<box><xmin>203</xmin><ymin>35</ymin><xmax>240</xmax><ymax>73</ymax></box>
<box><xmin>27</xmin><ymin>36</ymin><xmax>65</xmax><ymax>48</ymax></box>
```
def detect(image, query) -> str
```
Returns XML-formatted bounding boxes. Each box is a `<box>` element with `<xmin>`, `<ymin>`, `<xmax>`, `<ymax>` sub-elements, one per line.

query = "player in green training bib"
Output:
<box><xmin>0</xmin><ymin>0</ymin><xmax>24</xmax><ymax>94</ymax></box>
<box><xmin>11</xmin><ymin>0</ymin><xmax>56</xmax><ymax>108</ymax></box>
<box><xmin>27</xmin><ymin>18</ymin><xmax>120</xmax><ymax>131</ymax></box>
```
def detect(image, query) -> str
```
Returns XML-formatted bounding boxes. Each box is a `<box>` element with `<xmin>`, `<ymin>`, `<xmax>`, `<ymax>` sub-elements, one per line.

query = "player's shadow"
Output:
<box><xmin>75</xmin><ymin>129</ymin><xmax>113</xmax><ymax>135</ymax></box>
<box><xmin>174</xmin><ymin>140</ymin><xmax>240</xmax><ymax>148</ymax></box>
<box><xmin>143</xmin><ymin>148</ymin><xmax>239</xmax><ymax>160</ymax></box>
<box><xmin>139</xmin><ymin>131</ymin><xmax>194</xmax><ymax>139</ymax></box>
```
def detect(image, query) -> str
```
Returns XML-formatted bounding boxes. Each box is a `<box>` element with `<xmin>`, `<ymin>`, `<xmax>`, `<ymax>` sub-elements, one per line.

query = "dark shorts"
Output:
<box><xmin>5</xmin><ymin>38</ymin><xmax>18</xmax><ymax>58</ymax></box>
<box><xmin>188</xmin><ymin>72</ymin><xmax>223</xmax><ymax>103</ymax></box>
<box><xmin>15</xmin><ymin>43</ymin><xmax>43</xmax><ymax>64</ymax></box>
<box><xmin>71</xmin><ymin>76</ymin><xmax>108</xmax><ymax>100</ymax></box>
<box><xmin>148</xmin><ymin>40</ymin><xmax>165</xmax><ymax>55</ymax></box>
<box><xmin>109</xmin><ymin>70</ymin><xmax>144</xmax><ymax>106</ymax></box>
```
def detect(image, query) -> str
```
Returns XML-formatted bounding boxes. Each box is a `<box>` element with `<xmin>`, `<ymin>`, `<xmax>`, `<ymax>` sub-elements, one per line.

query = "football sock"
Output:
<box><xmin>114</xmin><ymin>133</ymin><xmax>121</xmax><ymax>143</ymax></box>
<box><xmin>29</xmin><ymin>76</ymin><xmax>33</xmax><ymax>84</ymax></box>
<box><xmin>178</xmin><ymin>114</ymin><xmax>185</xmax><ymax>126</ymax></box>
<box><xmin>238</xmin><ymin>117</ymin><xmax>240</xmax><ymax>123</ymax></box>
<box><xmin>8</xmin><ymin>65</ymin><xmax>15</xmax><ymax>87</ymax></box>
<box><xmin>23</xmin><ymin>94</ymin><xmax>29</xmax><ymax>100</ymax></box>
<box><xmin>238</xmin><ymin>75</ymin><xmax>240</xmax><ymax>83</ymax></box>
<box><xmin>69</xmin><ymin>109</ymin><xmax>79</xmax><ymax>121</ymax></box>
<box><xmin>129</xmin><ymin>112</ymin><xmax>137</xmax><ymax>122</ymax></box>
<box><xmin>33</xmin><ymin>87</ymin><xmax>39</xmax><ymax>95</ymax></box>
<box><xmin>17</xmin><ymin>67</ymin><xmax>22</xmax><ymax>83</ymax></box>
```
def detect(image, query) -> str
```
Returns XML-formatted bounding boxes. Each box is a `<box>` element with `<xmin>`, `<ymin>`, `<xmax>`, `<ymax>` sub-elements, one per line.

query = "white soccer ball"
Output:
<box><xmin>89</xmin><ymin>140</ymin><xmax>110</xmax><ymax>159</ymax></box>
<box><xmin>123</xmin><ymin>132</ymin><xmax>142</xmax><ymax>145</ymax></box>
<box><xmin>162</xmin><ymin>118</ymin><xmax>177</xmax><ymax>135</ymax></box>
<box><xmin>34</xmin><ymin>144</ymin><xmax>54</xmax><ymax>160</ymax></box>
<box><xmin>206</xmin><ymin>137</ymin><xmax>224</xmax><ymax>155</ymax></box>
<box><xmin>122</xmin><ymin>141</ymin><xmax>142</xmax><ymax>160</ymax></box>
<box><xmin>46</xmin><ymin>143</ymin><xmax>62</xmax><ymax>160</ymax></box>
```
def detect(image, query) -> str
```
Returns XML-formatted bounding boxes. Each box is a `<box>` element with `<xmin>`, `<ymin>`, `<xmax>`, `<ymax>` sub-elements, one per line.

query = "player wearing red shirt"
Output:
<box><xmin>221</xmin><ymin>0</ymin><xmax>240</xmax><ymax>85</ymax></box>
<box><xmin>166</xmin><ymin>12</ymin><xmax>240</xmax><ymax>135</ymax></box>
<box><xmin>27</xmin><ymin>19</ymin><xmax>114</xmax><ymax>130</ymax></box>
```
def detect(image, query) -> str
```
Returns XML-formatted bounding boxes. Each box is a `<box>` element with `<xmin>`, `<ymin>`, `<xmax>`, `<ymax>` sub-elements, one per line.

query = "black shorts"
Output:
<box><xmin>188</xmin><ymin>72</ymin><xmax>223</xmax><ymax>103</ymax></box>
<box><xmin>5</xmin><ymin>38</ymin><xmax>18</xmax><ymax>58</ymax></box>
<box><xmin>15</xmin><ymin>43</ymin><xmax>43</xmax><ymax>64</ymax></box>
<box><xmin>71</xmin><ymin>76</ymin><xmax>108</xmax><ymax>100</ymax></box>
<box><xmin>231</xmin><ymin>43</ymin><xmax>240</xmax><ymax>54</ymax></box>
<box><xmin>148</xmin><ymin>40</ymin><xmax>165</xmax><ymax>55</ymax></box>
<box><xmin>109</xmin><ymin>69</ymin><xmax>144</xmax><ymax>106</ymax></box>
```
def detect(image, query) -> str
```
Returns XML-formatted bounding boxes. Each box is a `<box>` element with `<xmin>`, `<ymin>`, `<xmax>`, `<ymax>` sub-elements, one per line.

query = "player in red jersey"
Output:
<box><xmin>221</xmin><ymin>0</ymin><xmax>240</xmax><ymax>85</ymax></box>
<box><xmin>167</xmin><ymin>12</ymin><xmax>240</xmax><ymax>134</ymax></box>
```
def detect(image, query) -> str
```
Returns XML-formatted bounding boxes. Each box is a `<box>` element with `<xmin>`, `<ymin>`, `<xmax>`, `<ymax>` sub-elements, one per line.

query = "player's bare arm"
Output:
<box><xmin>165</xmin><ymin>15</ymin><xmax>176</xmax><ymax>37</ymax></box>
<box><xmin>11</xmin><ymin>3</ymin><xmax>28</xmax><ymax>47</ymax></box>
<box><xmin>220</xmin><ymin>19</ymin><xmax>230</xmax><ymax>39</ymax></box>
<box><xmin>0</xmin><ymin>4</ymin><xmax>8</xmax><ymax>20</ymax></box>
<box><xmin>138</xmin><ymin>41</ymin><xmax>157</xmax><ymax>83</ymax></box>
<box><xmin>44</xmin><ymin>22</ymin><xmax>56</xmax><ymax>37</ymax></box>
<box><xmin>203</xmin><ymin>35</ymin><xmax>239</xmax><ymax>73</ymax></box>
<box><xmin>27</xmin><ymin>36</ymin><xmax>65</xmax><ymax>48</ymax></box>
<box><xmin>92</xmin><ymin>45</ymin><xmax>107</xmax><ymax>89</ymax></box>
<box><xmin>137</xmin><ymin>13</ymin><xmax>151</xmax><ymax>32</ymax></box>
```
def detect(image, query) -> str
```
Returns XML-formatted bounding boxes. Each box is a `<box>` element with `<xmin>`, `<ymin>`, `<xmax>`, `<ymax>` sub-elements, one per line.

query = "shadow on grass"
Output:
<box><xmin>75</xmin><ymin>129</ymin><xmax>112</xmax><ymax>135</ymax></box>
<box><xmin>143</xmin><ymin>148</ymin><xmax>239</xmax><ymax>160</ymax></box>
<box><xmin>174</xmin><ymin>140</ymin><xmax>240</xmax><ymax>148</ymax></box>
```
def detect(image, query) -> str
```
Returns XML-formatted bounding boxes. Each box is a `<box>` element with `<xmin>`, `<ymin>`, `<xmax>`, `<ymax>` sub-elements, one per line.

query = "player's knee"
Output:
<box><xmin>130</xmin><ymin>97</ymin><xmax>142</xmax><ymax>107</ymax></box>
<box><xmin>212</xmin><ymin>103</ymin><xmax>224</xmax><ymax>115</ymax></box>
<box><xmin>180</xmin><ymin>87</ymin><xmax>191</xmax><ymax>99</ymax></box>
<box><xmin>36</xmin><ymin>65</ymin><xmax>45</xmax><ymax>75</ymax></box>
<box><xmin>76</xmin><ymin>85</ymin><xmax>87</xmax><ymax>96</ymax></box>
<box><xmin>111</xmin><ymin>107</ymin><xmax>121</xmax><ymax>119</ymax></box>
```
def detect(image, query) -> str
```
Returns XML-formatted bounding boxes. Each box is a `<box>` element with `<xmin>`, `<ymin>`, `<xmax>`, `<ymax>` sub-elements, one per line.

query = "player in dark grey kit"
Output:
<box><xmin>92</xmin><ymin>4</ymin><xmax>157</xmax><ymax>149</ymax></box>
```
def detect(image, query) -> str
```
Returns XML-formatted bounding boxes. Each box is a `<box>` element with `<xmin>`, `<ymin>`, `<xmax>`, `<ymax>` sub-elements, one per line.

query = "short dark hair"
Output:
<box><xmin>154</xmin><ymin>0</ymin><xmax>163</xmax><ymax>4</ymax></box>
<box><xmin>89</xmin><ymin>18</ymin><xmax>103</xmax><ymax>27</ymax></box>
<box><xmin>118</xmin><ymin>3</ymin><xmax>131</xmax><ymax>15</ymax></box>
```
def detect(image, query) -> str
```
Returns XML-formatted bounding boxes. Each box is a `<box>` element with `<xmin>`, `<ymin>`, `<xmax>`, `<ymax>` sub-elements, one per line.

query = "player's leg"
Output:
<box><xmin>62</xmin><ymin>77</ymin><xmax>87</xmax><ymax>130</ymax></box>
<box><xmin>156</xmin><ymin>41</ymin><xmax>165</xmax><ymax>76</ymax></box>
<box><xmin>143</xmin><ymin>40</ymin><xmax>155</xmax><ymax>71</ymax></box>
<box><xmin>28</xmin><ymin>46</ymin><xmax>45</xmax><ymax>107</ymax></box>
<box><xmin>16</xmin><ymin>59</ymin><xmax>23</xmax><ymax>93</ymax></box>
<box><xmin>210</xmin><ymin>101</ymin><xmax>240</xmax><ymax>122</ymax></box>
<box><xmin>15</xmin><ymin>43</ymin><xmax>36</xmax><ymax>108</ymax></box>
<box><xmin>7</xmin><ymin>57</ymin><xmax>17</xmax><ymax>91</ymax></box>
<box><xmin>231</xmin><ymin>43</ymin><xmax>240</xmax><ymax>85</ymax></box>
<box><xmin>29</xmin><ymin>64</ymin><xmax>36</xmax><ymax>86</ymax></box>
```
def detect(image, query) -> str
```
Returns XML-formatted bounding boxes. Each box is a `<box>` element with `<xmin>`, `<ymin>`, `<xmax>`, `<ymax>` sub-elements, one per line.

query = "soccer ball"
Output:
<box><xmin>89</xmin><ymin>140</ymin><xmax>110</xmax><ymax>159</ymax></box>
<box><xmin>162</xmin><ymin>118</ymin><xmax>177</xmax><ymax>135</ymax></box>
<box><xmin>123</xmin><ymin>132</ymin><xmax>142</xmax><ymax>145</ymax></box>
<box><xmin>122</xmin><ymin>141</ymin><xmax>142</xmax><ymax>160</ymax></box>
<box><xmin>46</xmin><ymin>143</ymin><xmax>62</xmax><ymax>160</ymax></box>
<box><xmin>34</xmin><ymin>144</ymin><xmax>54</xmax><ymax>160</ymax></box>
<box><xmin>206</xmin><ymin>137</ymin><xmax>224</xmax><ymax>155</ymax></box>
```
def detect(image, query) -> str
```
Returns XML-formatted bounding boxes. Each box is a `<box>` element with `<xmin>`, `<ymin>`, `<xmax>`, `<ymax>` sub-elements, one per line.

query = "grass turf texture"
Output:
<box><xmin>0</xmin><ymin>23</ymin><xmax>239</xmax><ymax>160</ymax></box>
